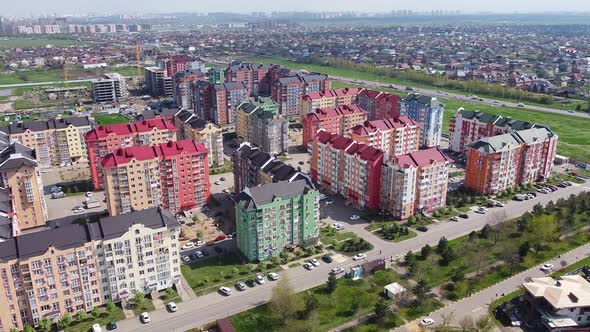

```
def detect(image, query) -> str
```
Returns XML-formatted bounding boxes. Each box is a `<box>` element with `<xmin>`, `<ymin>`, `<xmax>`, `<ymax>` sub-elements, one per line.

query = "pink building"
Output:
<box><xmin>348</xmin><ymin>116</ymin><xmax>420</xmax><ymax>158</ymax></box>
<box><xmin>302</xmin><ymin>105</ymin><xmax>368</xmax><ymax>149</ymax></box>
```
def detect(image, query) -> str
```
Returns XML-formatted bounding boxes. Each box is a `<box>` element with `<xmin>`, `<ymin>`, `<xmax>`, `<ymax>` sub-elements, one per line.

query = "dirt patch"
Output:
<box><xmin>179</xmin><ymin>211</ymin><xmax>225</xmax><ymax>244</ymax></box>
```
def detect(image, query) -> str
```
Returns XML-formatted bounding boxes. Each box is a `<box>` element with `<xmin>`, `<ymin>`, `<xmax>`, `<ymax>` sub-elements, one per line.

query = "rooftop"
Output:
<box><xmin>523</xmin><ymin>275</ymin><xmax>590</xmax><ymax>309</ymax></box>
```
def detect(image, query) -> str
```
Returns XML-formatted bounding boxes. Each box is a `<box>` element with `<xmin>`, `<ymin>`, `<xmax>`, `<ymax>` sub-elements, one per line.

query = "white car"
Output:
<box><xmin>195</xmin><ymin>251</ymin><xmax>204</xmax><ymax>258</ymax></box>
<box><xmin>330</xmin><ymin>267</ymin><xmax>344</xmax><ymax>275</ymax></box>
<box><xmin>51</xmin><ymin>186</ymin><xmax>62</xmax><ymax>193</ymax></box>
<box><xmin>495</xmin><ymin>202</ymin><xmax>505</xmax><ymax>207</ymax></box>
<box><xmin>219</xmin><ymin>286</ymin><xmax>232</xmax><ymax>296</ymax></box>
<box><xmin>268</xmin><ymin>272</ymin><xmax>279</xmax><ymax>281</ymax></box>
<box><xmin>41</xmin><ymin>168</ymin><xmax>52</xmax><ymax>173</ymax></box>
<box><xmin>182</xmin><ymin>255</ymin><xmax>190</xmax><ymax>262</ymax></box>
<box><xmin>353</xmin><ymin>253</ymin><xmax>367</xmax><ymax>261</ymax></box>
<box><xmin>325</xmin><ymin>200</ymin><xmax>334</xmax><ymax>205</ymax></box>
<box><xmin>303</xmin><ymin>263</ymin><xmax>315</xmax><ymax>270</ymax></box>
<box><xmin>167</xmin><ymin>301</ymin><xmax>177</xmax><ymax>312</ymax></box>
<box><xmin>85</xmin><ymin>191</ymin><xmax>92</xmax><ymax>197</ymax></box>
<box><xmin>140</xmin><ymin>312</ymin><xmax>150</xmax><ymax>323</ymax></box>
<box><xmin>310</xmin><ymin>258</ymin><xmax>320</xmax><ymax>267</ymax></box>
<box><xmin>420</xmin><ymin>318</ymin><xmax>434</xmax><ymax>326</ymax></box>
<box><xmin>541</xmin><ymin>263</ymin><xmax>554</xmax><ymax>271</ymax></box>
<box><xmin>475</xmin><ymin>207</ymin><xmax>488</xmax><ymax>214</ymax></box>
<box><xmin>450</xmin><ymin>216</ymin><xmax>459</xmax><ymax>222</ymax></box>
<box><xmin>73</xmin><ymin>207</ymin><xmax>85</xmax><ymax>214</ymax></box>
<box><xmin>181</xmin><ymin>242</ymin><xmax>195</xmax><ymax>250</ymax></box>
<box><xmin>350</xmin><ymin>215</ymin><xmax>360</xmax><ymax>220</ymax></box>
<box><xmin>195</xmin><ymin>240</ymin><xmax>204</xmax><ymax>246</ymax></box>
<box><xmin>91</xmin><ymin>323</ymin><xmax>102</xmax><ymax>332</ymax></box>
<box><xmin>256</xmin><ymin>275</ymin><xmax>265</xmax><ymax>284</ymax></box>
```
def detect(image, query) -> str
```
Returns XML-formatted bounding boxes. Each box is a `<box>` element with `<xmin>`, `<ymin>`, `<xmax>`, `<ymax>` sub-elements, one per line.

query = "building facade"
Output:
<box><xmin>400</xmin><ymin>93</ymin><xmax>444</xmax><ymax>148</ymax></box>
<box><xmin>91</xmin><ymin>73</ymin><xmax>128</xmax><ymax>104</ymax></box>
<box><xmin>172</xmin><ymin>69</ymin><xmax>204</xmax><ymax>109</ymax></box>
<box><xmin>1</xmin><ymin>117</ymin><xmax>92</xmax><ymax>167</ymax></box>
<box><xmin>464</xmin><ymin>128</ymin><xmax>558</xmax><ymax>194</ymax></box>
<box><xmin>144</xmin><ymin>67</ymin><xmax>173</xmax><ymax>98</ymax></box>
<box><xmin>101</xmin><ymin>140</ymin><xmax>210</xmax><ymax>216</ymax></box>
<box><xmin>0</xmin><ymin>208</ymin><xmax>180</xmax><ymax>331</ymax></box>
<box><xmin>235</xmin><ymin>180</ymin><xmax>320</xmax><ymax>262</ymax></box>
<box><xmin>212</xmin><ymin>82</ymin><xmax>249</xmax><ymax>126</ymax></box>
<box><xmin>381</xmin><ymin>148</ymin><xmax>450</xmax><ymax>220</ymax></box>
<box><xmin>174</xmin><ymin>110</ymin><xmax>225</xmax><ymax>168</ymax></box>
<box><xmin>84</xmin><ymin>119</ymin><xmax>178</xmax><ymax>190</ymax></box>
<box><xmin>357</xmin><ymin>90</ymin><xmax>401</xmax><ymax>121</ymax></box>
<box><xmin>301</xmin><ymin>87</ymin><xmax>363</xmax><ymax>115</ymax></box>
<box><xmin>225</xmin><ymin>63</ymin><xmax>274</xmax><ymax>96</ymax></box>
<box><xmin>348</xmin><ymin>116</ymin><xmax>420</xmax><ymax>158</ymax></box>
<box><xmin>302</xmin><ymin>105</ymin><xmax>368</xmax><ymax>149</ymax></box>
<box><xmin>271</xmin><ymin>74</ymin><xmax>331</xmax><ymax>118</ymax></box>
<box><xmin>236</xmin><ymin>99</ymin><xmax>288</xmax><ymax>156</ymax></box>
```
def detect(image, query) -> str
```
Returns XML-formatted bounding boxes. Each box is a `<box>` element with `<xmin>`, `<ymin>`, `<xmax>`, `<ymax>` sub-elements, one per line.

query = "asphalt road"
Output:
<box><xmin>111</xmin><ymin>180</ymin><xmax>589</xmax><ymax>332</ymax></box>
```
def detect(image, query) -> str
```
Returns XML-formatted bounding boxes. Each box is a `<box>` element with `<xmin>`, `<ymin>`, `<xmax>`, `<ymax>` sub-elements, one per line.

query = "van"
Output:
<box><xmin>84</xmin><ymin>200</ymin><xmax>100</xmax><ymax>209</ymax></box>
<box><xmin>513</xmin><ymin>194</ymin><xmax>526</xmax><ymax>201</ymax></box>
<box><xmin>91</xmin><ymin>324</ymin><xmax>102</xmax><ymax>332</ymax></box>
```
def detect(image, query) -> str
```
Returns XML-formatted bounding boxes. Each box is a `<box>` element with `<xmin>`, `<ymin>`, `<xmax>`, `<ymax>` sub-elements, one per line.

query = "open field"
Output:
<box><xmin>0</xmin><ymin>37</ymin><xmax>87</xmax><ymax>49</ymax></box>
<box><xmin>93</xmin><ymin>113</ymin><xmax>130</xmax><ymax>125</ymax></box>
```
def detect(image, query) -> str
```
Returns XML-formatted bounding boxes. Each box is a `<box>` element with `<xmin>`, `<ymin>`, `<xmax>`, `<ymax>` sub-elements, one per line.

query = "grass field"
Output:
<box><xmin>63</xmin><ymin>304</ymin><xmax>125</xmax><ymax>332</ymax></box>
<box><xmin>93</xmin><ymin>113</ymin><xmax>130</xmax><ymax>125</ymax></box>
<box><xmin>112</xmin><ymin>65</ymin><xmax>141</xmax><ymax>77</ymax></box>
<box><xmin>0</xmin><ymin>37</ymin><xmax>87</xmax><ymax>49</ymax></box>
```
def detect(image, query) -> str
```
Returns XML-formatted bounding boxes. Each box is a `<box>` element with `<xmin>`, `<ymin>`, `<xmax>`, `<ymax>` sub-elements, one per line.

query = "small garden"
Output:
<box><xmin>28</xmin><ymin>302</ymin><xmax>125</xmax><ymax>332</ymax></box>
<box><xmin>129</xmin><ymin>292</ymin><xmax>155</xmax><ymax>316</ymax></box>
<box><xmin>321</xmin><ymin>227</ymin><xmax>373</xmax><ymax>254</ymax></box>
<box><xmin>371</xmin><ymin>223</ymin><xmax>417</xmax><ymax>243</ymax></box>
<box><xmin>209</xmin><ymin>160</ymin><xmax>233</xmax><ymax>175</ymax></box>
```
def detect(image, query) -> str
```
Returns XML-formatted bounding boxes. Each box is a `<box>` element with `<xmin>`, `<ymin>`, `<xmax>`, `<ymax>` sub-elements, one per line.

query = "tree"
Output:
<box><xmin>58</xmin><ymin>313</ymin><xmax>73</xmax><ymax>328</ymax></box>
<box><xmin>451</xmin><ymin>268</ymin><xmax>465</xmax><ymax>283</ymax></box>
<box><xmin>413</xmin><ymin>278</ymin><xmax>430</xmax><ymax>302</ymax></box>
<box><xmin>518</xmin><ymin>241</ymin><xmax>531</xmax><ymax>259</ymax></box>
<box><xmin>38</xmin><ymin>317</ymin><xmax>52</xmax><ymax>332</ymax></box>
<box><xmin>196</xmin><ymin>229</ymin><xmax>204</xmax><ymax>239</ymax></box>
<box><xmin>106</xmin><ymin>301</ymin><xmax>116</xmax><ymax>313</ymax></box>
<box><xmin>440</xmin><ymin>247</ymin><xmax>456</xmax><ymax>266</ymax></box>
<box><xmin>404</xmin><ymin>251</ymin><xmax>415</xmax><ymax>265</ymax></box>
<box><xmin>132</xmin><ymin>291</ymin><xmax>145</xmax><ymax>307</ymax></box>
<box><xmin>458</xmin><ymin>316</ymin><xmax>475</xmax><ymax>331</ymax></box>
<box><xmin>440</xmin><ymin>310</ymin><xmax>455</xmax><ymax>327</ymax></box>
<box><xmin>350</xmin><ymin>296</ymin><xmax>361</xmax><ymax>315</ymax></box>
<box><xmin>326</xmin><ymin>274</ymin><xmax>338</xmax><ymax>293</ymax></box>
<box><xmin>475</xmin><ymin>316</ymin><xmax>495</xmax><ymax>332</ymax></box>
<box><xmin>480</xmin><ymin>224</ymin><xmax>492</xmax><ymax>239</ymax></box>
<box><xmin>270</xmin><ymin>276</ymin><xmax>302</xmax><ymax>325</ymax></box>
<box><xmin>374</xmin><ymin>298</ymin><xmax>390</xmax><ymax>321</ymax></box>
<box><xmin>300</xmin><ymin>291</ymin><xmax>319</xmax><ymax>320</ymax></box>
<box><xmin>437</xmin><ymin>237</ymin><xmax>449</xmax><ymax>254</ymax></box>
<box><xmin>527</xmin><ymin>215</ymin><xmax>559</xmax><ymax>253</ymax></box>
<box><xmin>23</xmin><ymin>326</ymin><xmax>35</xmax><ymax>332</ymax></box>
<box><xmin>76</xmin><ymin>309</ymin><xmax>87</xmax><ymax>321</ymax></box>
<box><xmin>420</xmin><ymin>244</ymin><xmax>432</xmax><ymax>259</ymax></box>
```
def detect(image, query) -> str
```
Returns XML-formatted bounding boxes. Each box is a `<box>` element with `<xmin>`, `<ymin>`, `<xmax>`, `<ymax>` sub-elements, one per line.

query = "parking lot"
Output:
<box><xmin>45</xmin><ymin>190</ymin><xmax>107</xmax><ymax>220</ymax></box>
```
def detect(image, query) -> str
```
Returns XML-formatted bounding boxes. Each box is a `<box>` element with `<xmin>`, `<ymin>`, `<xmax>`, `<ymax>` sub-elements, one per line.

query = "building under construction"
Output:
<box><xmin>91</xmin><ymin>73</ymin><xmax>128</xmax><ymax>103</ymax></box>
<box><xmin>144</xmin><ymin>66</ymin><xmax>173</xmax><ymax>98</ymax></box>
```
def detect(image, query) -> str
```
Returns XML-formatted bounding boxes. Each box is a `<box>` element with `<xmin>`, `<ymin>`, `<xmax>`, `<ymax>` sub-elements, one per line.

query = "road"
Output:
<box><xmin>112</xmin><ymin>179</ymin><xmax>589</xmax><ymax>332</ymax></box>
<box><xmin>0</xmin><ymin>78</ymin><xmax>94</xmax><ymax>88</ymax></box>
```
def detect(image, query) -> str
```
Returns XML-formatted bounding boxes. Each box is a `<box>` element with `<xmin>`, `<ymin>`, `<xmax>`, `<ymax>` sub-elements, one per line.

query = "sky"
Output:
<box><xmin>4</xmin><ymin>0</ymin><xmax>590</xmax><ymax>17</ymax></box>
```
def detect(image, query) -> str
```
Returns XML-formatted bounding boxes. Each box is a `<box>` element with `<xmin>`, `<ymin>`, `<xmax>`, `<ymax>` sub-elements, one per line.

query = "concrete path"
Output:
<box><xmin>176</xmin><ymin>276</ymin><xmax>197</xmax><ymax>301</ymax></box>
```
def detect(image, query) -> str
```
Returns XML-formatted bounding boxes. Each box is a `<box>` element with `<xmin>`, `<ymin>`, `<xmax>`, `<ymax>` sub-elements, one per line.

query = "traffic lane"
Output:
<box><xmin>179</xmin><ymin>239</ymin><xmax>237</xmax><ymax>261</ymax></box>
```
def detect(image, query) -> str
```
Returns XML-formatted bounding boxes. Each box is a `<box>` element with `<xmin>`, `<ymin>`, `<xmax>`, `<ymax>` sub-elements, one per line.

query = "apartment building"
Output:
<box><xmin>271</xmin><ymin>74</ymin><xmax>331</xmax><ymax>117</ymax></box>
<box><xmin>348</xmin><ymin>117</ymin><xmax>420</xmax><ymax>158</ymax></box>
<box><xmin>172</xmin><ymin>69</ymin><xmax>204</xmax><ymax>109</ymax></box>
<box><xmin>233</xmin><ymin>143</ymin><xmax>312</xmax><ymax>193</ymax></box>
<box><xmin>224</xmin><ymin>63</ymin><xmax>274</xmax><ymax>96</ymax></box>
<box><xmin>162</xmin><ymin>54</ymin><xmax>195</xmax><ymax>77</ymax></box>
<box><xmin>101</xmin><ymin>140</ymin><xmax>210</xmax><ymax>216</ymax></box>
<box><xmin>465</xmin><ymin>127</ymin><xmax>558</xmax><ymax>194</ymax></box>
<box><xmin>0</xmin><ymin>208</ymin><xmax>180</xmax><ymax>331</ymax></box>
<box><xmin>235</xmin><ymin>180</ymin><xmax>320</xmax><ymax>261</ymax></box>
<box><xmin>236</xmin><ymin>99</ymin><xmax>288</xmax><ymax>156</ymax></box>
<box><xmin>192</xmin><ymin>80</ymin><xmax>214</xmax><ymax>120</ymax></box>
<box><xmin>91</xmin><ymin>73</ymin><xmax>128</xmax><ymax>104</ymax></box>
<box><xmin>84</xmin><ymin>118</ymin><xmax>178</xmax><ymax>190</ymax></box>
<box><xmin>301</xmin><ymin>87</ymin><xmax>363</xmax><ymax>115</ymax></box>
<box><xmin>400</xmin><ymin>93</ymin><xmax>444</xmax><ymax>148</ymax></box>
<box><xmin>449</xmin><ymin>108</ymin><xmax>535</xmax><ymax>153</ymax></box>
<box><xmin>136</xmin><ymin>108</ymin><xmax>180</xmax><ymax>122</ymax></box>
<box><xmin>174</xmin><ymin>110</ymin><xmax>225</xmax><ymax>168</ymax></box>
<box><xmin>311</xmin><ymin>131</ymin><xmax>384</xmax><ymax>210</ymax></box>
<box><xmin>357</xmin><ymin>90</ymin><xmax>401</xmax><ymax>120</ymax></box>
<box><xmin>302</xmin><ymin>105</ymin><xmax>368</xmax><ymax>149</ymax></box>
<box><xmin>212</xmin><ymin>82</ymin><xmax>249</xmax><ymax>126</ymax></box>
<box><xmin>381</xmin><ymin>148</ymin><xmax>450</xmax><ymax>220</ymax></box>
<box><xmin>1</xmin><ymin>117</ymin><xmax>92</xmax><ymax>167</ymax></box>
<box><xmin>0</xmin><ymin>135</ymin><xmax>48</xmax><ymax>233</ymax></box>
<box><xmin>144</xmin><ymin>67</ymin><xmax>173</xmax><ymax>98</ymax></box>
<box><xmin>522</xmin><ymin>275</ymin><xmax>590</xmax><ymax>332</ymax></box>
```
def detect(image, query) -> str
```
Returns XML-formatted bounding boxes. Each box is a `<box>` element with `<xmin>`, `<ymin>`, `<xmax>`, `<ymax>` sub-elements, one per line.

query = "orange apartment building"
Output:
<box><xmin>84</xmin><ymin>118</ymin><xmax>178</xmax><ymax>190</ymax></box>
<box><xmin>301</xmin><ymin>87</ymin><xmax>363</xmax><ymax>115</ymax></box>
<box><xmin>101</xmin><ymin>140</ymin><xmax>210</xmax><ymax>216</ymax></box>
<box><xmin>465</xmin><ymin>127</ymin><xmax>558</xmax><ymax>194</ymax></box>
<box><xmin>302</xmin><ymin>105</ymin><xmax>368</xmax><ymax>149</ymax></box>
<box><xmin>348</xmin><ymin>116</ymin><xmax>420</xmax><ymax>158</ymax></box>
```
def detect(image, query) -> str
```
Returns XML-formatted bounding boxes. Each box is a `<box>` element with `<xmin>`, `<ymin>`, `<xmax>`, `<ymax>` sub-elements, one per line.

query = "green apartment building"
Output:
<box><xmin>235</xmin><ymin>180</ymin><xmax>320</xmax><ymax>261</ymax></box>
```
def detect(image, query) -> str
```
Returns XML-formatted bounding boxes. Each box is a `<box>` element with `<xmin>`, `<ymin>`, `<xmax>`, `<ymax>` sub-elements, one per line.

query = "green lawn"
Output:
<box><xmin>93</xmin><ymin>113</ymin><xmax>130</xmax><ymax>125</ymax></box>
<box><xmin>112</xmin><ymin>66</ymin><xmax>141</xmax><ymax>77</ymax></box>
<box><xmin>159</xmin><ymin>288</ymin><xmax>183</xmax><ymax>304</ymax></box>
<box><xmin>209</xmin><ymin>160</ymin><xmax>233</xmax><ymax>175</ymax></box>
<box><xmin>131</xmin><ymin>299</ymin><xmax>155</xmax><ymax>316</ymax></box>
<box><xmin>320</xmin><ymin>227</ymin><xmax>373</xmax><ymax>254</ymax></box>
<box><xmin>0</xmin><ymin>37</ymin><xmax>87</xmax><ymax>49</ymax></box>
<box><xmin>231</xmin><ymin>269</ymin><xmax>416</xmax><ymax>332</ymax></box>
<box><xmin>320</xmin><ymin>227</ymin><xmax>356</xmax><ymax>245</ymax></box>
<box><xmin>64</xmin><ymin>305</ymin><xmax>125</xmax><ymax>332</ymax></box>
<box><xmin>0</xmin><ymin>70</ymin><xmax>65</xmax><ymax>85</ymax></box>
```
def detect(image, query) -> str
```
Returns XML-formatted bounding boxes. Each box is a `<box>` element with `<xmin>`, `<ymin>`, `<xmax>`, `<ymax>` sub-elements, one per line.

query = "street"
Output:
<box><xmin>111</xmin><ymin>179</ymin><xmax>590</xmax><ymax>332</ymax></box>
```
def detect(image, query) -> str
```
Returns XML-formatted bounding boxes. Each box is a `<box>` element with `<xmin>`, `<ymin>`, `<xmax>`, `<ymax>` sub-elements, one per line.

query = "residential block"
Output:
<box><xmin>400</xmin><ymin>93</ymin><xmax>444</xmax><ymax>148</ymax></box>
<box><xmin>357</xmin><ymin>90</ymin><xmax>401</xmax><ymax>120</ymax></box>
<box><xmin>174</xmin><ymin>110</ymin><xmax>225</xmax><ymax>168</ymax></box>
<box><xmin>302</xmin><ymin>105</ymin><xmax>368</xmax><ymax>149</ymax></box>
<box><xmin>236</xmin><ymin>98</ymin><xmax>289</xmax><ymax>156</ymax></box>
<box><xmin>348</xmin><ymin>116</ymin><xmax>420</xmax><ymax>158</ymax></box>
<box><xmin>301</xmin><ymin>87</ymin><xmax>363</xmax><ymax>115</ymax></box>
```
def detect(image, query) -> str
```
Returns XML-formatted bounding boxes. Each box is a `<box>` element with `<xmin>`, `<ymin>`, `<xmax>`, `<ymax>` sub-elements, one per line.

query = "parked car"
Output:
<box><xmin>450</xmin><ymin>216</ymin><xmax>459</xmax><ymax>222</ymax></box>
<box><xmin>330</xmin><ymin>267</ymin><xmax>345</xmax><ymax>275</ymax></box>
<box><xmin>182</xmin><ymin>256</ymin><xmax>190</xmax><ymax>262</ymax></box>
<box><xmin>420</xmin><ymin>318</ymin><xmax>434</xmax><ymax>326</ymax></box>
<box><xmin>303</xmin><ymin>263</ymin><xmax>315</xmax><ymax>270</ymax></box>
<box><xmin>201</xmin><ymin>249</ymin><xmax>210</xmax><ymax>256</ymax></box>
<box><xmin>310</xmin><ymin>258</ymin><xmax>320</xmax><ymax>267</ymax></box>
<box><xmin>51</xmin><ymin>186</ymin><xmax>62</xmax><ymax>193</ymax></box>
<box><xmin>517</xmin><ymin>103</ymin><xmax>525</xmax><ymax>107</ymax></box>
<box><xmin>352</xmin><ymin>253</ymin><xmax>367</xmax><ymax>261</ymax></box>
<box><xmin>167</xmin><ymin>302</ymin><xmax>177</xmax><ymax>312</ymax></box>
<box><xmin>245</xmin><ymin>279</ymin><xmax>257</xmax><ymax>287</ymax></box>
<box><xmin>236</xmin><ymin>282</ymin><xmax>247</xmax><ymax>291</ymax></box>
<box><xmin>92</xmin><ymin>324</ymin><xmax>102</xmax><ymax>332</ymax></box>
<box><xmin>475</xmin><ymin>207</ymin><xmax>488</xmax><ymax>214</ymax></box>
<box><xmin>350</xmin><ymin>215</ymin><xmax>360</xmax><ymax>220</ymax></box>
<box><xmin>215</xmin><ymin>235</ymin><xmax>227</xmax><ymax>242</ymax></box>
<box><xmin>564</xmin><ymin>181</ymin><xmax>573</xmax><ymax>186</ymax></box>
<box><xmin>214</xmin><ymin>246</ymin><xmax>223</xmax><ymax>254</ymax></box>
<box><xmin>325</xmin><ymin>200</ymin><xmax>334</xmax><ymax>205</ymax></box>
<box><xmin>51</xmin><ymin>191</ymin><xmax>65</xmax><ymax>199</ymax></box>
<box><xmin>140</xmin><ymin>312</ymin><xmax>150</xmax><ymax>323</ymax></box>
<box><xmin>417</xmin><ymin>226</ymin><xmax>429</xmax><ymax>232</ymax></box>
<box><xmin>255</xmin><ymin>275</ymin><xmax>265</xmax><ymax>285</ymax></box>
<box><xmin>214</xmin><ymin>181</ymin><xmax>221</xmax><ymax>185</ymax></box>
<box><xmin>220</xmin><ymin>177</ymin><xmax>226</xmax><ymax>181</ymax></box>
<box><xmin>106</xmin><ymin>320</ymin><xmax>117</xmax><ymax>330</ymax></box>
<box><xmin>73</xmin><ymin>206</ymin><xmax>85</xmax><ymax>214</ymax></box>
<box><xmin>540</xmin><ymin>263</ymin><xmax>554</xmax><ymax>271</ymax></box>
<box><xmin>219</xmin><ymin>287</ymin><xmax>232</xmax><ymax>296</ymax></box>
<box><xmin>321</xmin><ymin>255</ymin><xmax>333</xmax><ymax>263</ymax></box>
<box><xmin>189</xmin><ymin>253</ymin><xmax>197</xmax><ymax>260</ymax></box>
<box><xmin>41</xmin><ymin>168</ymin><xmax>52</xmax><ymax>173</ymax></box>
<box><xmin>195</xmin><ymin>251</ymin><xmax>204</xmax><ymax>258</ymax></box>
<box><xmin>459</xmin><ymin>213</ymin><xmax>469</xmax><ymax>219</ymax></box>
<box><xmin>181</xmin><ymin>242</ymin><xmax>195</xmax><ymax>250</ymax></box>
<box><xmin>268</xmin><ymin>272</ymin><xmax>279</xmax><ymax>281</ymax></box>
<box><xmin>195</xmin><ymin>240</ymin><xmax>205</xmax><ymax>246</ymax></box>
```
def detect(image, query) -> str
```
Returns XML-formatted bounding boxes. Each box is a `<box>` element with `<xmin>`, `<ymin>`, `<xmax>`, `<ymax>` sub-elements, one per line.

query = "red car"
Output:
<box><xmin>214</xmin><ymin>235</ymin><xmax>227</xmax><ymax>242</ymax></box>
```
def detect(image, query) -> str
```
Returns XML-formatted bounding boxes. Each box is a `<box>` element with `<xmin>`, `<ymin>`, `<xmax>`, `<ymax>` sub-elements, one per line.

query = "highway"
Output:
<box><xmin>113</xmin><ymin>180</ymin><xmax>590</xmax><ymax>332</ymax></box>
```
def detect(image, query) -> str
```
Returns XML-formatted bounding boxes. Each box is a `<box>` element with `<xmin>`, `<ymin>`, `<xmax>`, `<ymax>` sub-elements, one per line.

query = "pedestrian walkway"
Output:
<box><xmin>177</xmin><ymin>276</ymin><xmax>197</xmax><ymax>301</ymax></box>
<box><xmin>122</xmin><ymin>305</ymin><xmax>135</xmax><ymax>319</ymax></box>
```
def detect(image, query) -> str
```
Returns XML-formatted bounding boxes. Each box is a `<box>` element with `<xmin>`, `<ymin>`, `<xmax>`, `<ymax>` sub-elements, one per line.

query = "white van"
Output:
<box><xmin>92</xmin><ymin>324</ymin><xmax>102</xmax><ymax>332</ymax></box>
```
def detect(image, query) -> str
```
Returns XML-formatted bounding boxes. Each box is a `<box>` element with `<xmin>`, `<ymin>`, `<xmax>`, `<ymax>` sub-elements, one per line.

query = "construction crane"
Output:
<box><xmin>168</xmin><ymin>53</ymin><xmax>175</xmax><ymax>77</ymax></box>
<box><xmin>135</xmin><ymin>41</ymin><xmax>142</xmax><ymax>78</ymax></box>
<box><xmin>62</xmin><ymin>52</ymin><xmax>71</xmax><ymax>109</ymax></box>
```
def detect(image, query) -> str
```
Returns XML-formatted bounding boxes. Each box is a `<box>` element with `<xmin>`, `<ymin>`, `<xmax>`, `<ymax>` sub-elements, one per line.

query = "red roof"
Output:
<box><xmin>306</xmin><ymin>105</ymin><xmax>367</xmax><ymax>122</ymax></box>
<box><xmin>349</xmin><ymin>117</ymin><xmax>419</xmax><ymax>136</ymax></box>
<box><xmin>315</xmin><ymin>131</ymin><xmax>384</xmax><ymax>161</ymax></box>
<box><xmin>100</xmin><ymin>140</ymin><xmax>208</xmax><ymax>168</ymax></box>
<box><xmin>134</xmin><ymin>119</ymin><xmax>176</xmax><ymax>133</ymax></box>
<box><xmin>84</xmin><ymin>118</ymin><xmax>176</xmax><ymax>141</ymax></box>
<box><xmin>393</xmin><ymin>147</ymin><xmax>451</xmax><ymax>168</ymax></box>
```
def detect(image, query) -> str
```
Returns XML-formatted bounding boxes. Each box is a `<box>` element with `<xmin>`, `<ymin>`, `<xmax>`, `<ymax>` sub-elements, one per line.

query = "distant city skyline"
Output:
<box><xmin>2</xmin><ymin>0</ymin><xmax>590</xmax><ymax>17</ymax></box>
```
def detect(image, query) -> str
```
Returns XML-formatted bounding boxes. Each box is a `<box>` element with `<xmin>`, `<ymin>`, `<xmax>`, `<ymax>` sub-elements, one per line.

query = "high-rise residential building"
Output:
<box><xmin>225</xmin><ymin>63</ymin><xmax>274</xmax><ymax>96</ymax></box>
<box><xmin>449</xmin><ymin>109</ymin><xmax>536</xmax><ymax>153</ymax></box>
<box><xmin>233</xmin><ymin>143</ymin><xmax>312</xmax><ymax>193</ymax></box>
<box><xmin>235</xmin><ymin>180</ymin><xmax>320</xmax><ymax>261</ymax></box>
<box><xmin>236</xmin><ymin>98</ymin><xmax>289</xmax><ymax>156</ymax></box>
<box><xmin>0</xmin><ymin>135</ymin><xmax>48</xmax><ymax>233</ymax></box>
<box><xmin>192</xmin><ymin>80</ymin><xmax>214</xmax><ymax>120</ymax></box>
<box><xmin>136</xmin><ymin>108</ymin><xmax>180</xmax><ymax>122</ymax></box>
<box><xmin>172</xmin><ymin>69</ymin><xmax>205</xmax><ymax>109</ymax></box>
<box><xmin>207</xmin><ymin>67</ymin><xmax>225</xmax><ymax>84</ymax></box>
<box><xmin>357</xmin><ymin>90</ymin><xmax>401</xmax><ymax>120</ymax></box>
<box><xmin>91</xmin><ymin>73</ymin><xmax>128</xmax><ymax>104</ymax></box>
<box><xmin>381</xmin><ymin>148</ymin><xmax>450</xmax><ymax>220</ymax></box>
<box><xmin>162</xmin><ymin>54</ymin><xmax>195</xmax><ymax>77</ymax></box>
<box><xmin>0</xmin><ymin>208</ymin><xmax>180</xmax><ymax>331</ymax></box>
<box><xmin>1</xmin><ymin>116</ymin><xmax>92</xmax><ymax>167</ymax></box>
<box><xmin>212</xmin><ymin>82</ymin><xmax>249</xmax><ymax>126</ymax></box>
<box><xmin>301</xmin><ymin>87</ymin><xmax>363</xmax><ymax>115</ymax></box>
<box><xmin>311</xmin><ymin>131</ymin><xmax>384</xmax><ymax>210</ymax></box>
<box><xmin>302</xmin><ymin>105</ymin><xmax>368</xmax><ymax>149</ymax></box>
<box><xmin>174</xmin><ymin>110</ymin><xmax>225</xmax><ymax>168</ymax></box>
<box><xmin>84</xmin><ymin>118</ymin><xmax>178</xmax><ymax>190</ymax></box>
<box><xmin>400</xmin><ymin>93</ymin><xmax>444</xmax><ymax>148</ymax></box>
<box><xmin>465</xmin><ymin>128</ymin><xmax>558</xmax><ymax>195</ymax></box>
<box><xmin>144</xmin><ymin>67</ymin><xmax>173</xmax><ymax>97</ymax></box>
<box><xmin>101</xmin><ymin>140</ymin><xmax>210</xmax><ymax>216</ymax></box>
<box><xmin>271</xmin><ymin>76</ymin><xmax>304</xmax><ymax>117</ymax></box>
<box><xmin>348</xmin><ymin>117</ymin><xmax>420</xmax><ymax>158</ymax></box>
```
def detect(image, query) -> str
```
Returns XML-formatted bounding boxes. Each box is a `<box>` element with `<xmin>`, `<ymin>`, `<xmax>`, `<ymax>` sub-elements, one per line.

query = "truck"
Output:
<box><xmin>83</xmin><ymin>200</ymin><xmax>100</xmax><ymax>209</ymax></box>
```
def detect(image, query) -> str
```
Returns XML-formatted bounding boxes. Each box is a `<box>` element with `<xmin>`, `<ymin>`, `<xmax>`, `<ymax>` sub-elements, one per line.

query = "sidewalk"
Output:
<box><xmin>177</xmin><ymin>276</ymin><xmax>198</xmax><ymax>301</ymax></box>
